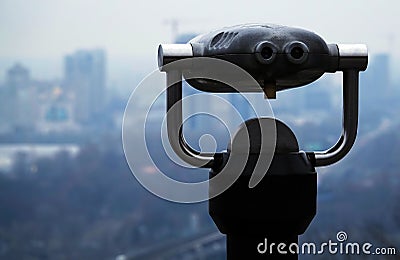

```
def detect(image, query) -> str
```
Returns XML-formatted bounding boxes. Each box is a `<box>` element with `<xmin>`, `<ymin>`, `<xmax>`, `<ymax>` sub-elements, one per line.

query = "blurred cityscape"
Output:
<box><xmin>0</xmin><ymin>33</ymin><xmax>399</xmax><ymax>259</ymax></box>
<box><xmin>0</xmin><ymin>49</ymin><xmax>119</xmax><ymax>137</ymax></box>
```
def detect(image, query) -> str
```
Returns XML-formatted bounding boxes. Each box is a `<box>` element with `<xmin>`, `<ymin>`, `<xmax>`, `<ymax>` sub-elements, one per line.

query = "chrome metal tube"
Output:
<box><xmin>337</xmin><ymin>44</ymin><xmax>368</xmax><ymax>70</ymax></box>
<box><xmin>158</xmin><ymin>44</ymin><xmax>193</xmax><ymax>70</ymax></box>
<box><xmin>314</xmin><ymin>70</ymin><xmax>359</xmax><ymax>166</ymax></box>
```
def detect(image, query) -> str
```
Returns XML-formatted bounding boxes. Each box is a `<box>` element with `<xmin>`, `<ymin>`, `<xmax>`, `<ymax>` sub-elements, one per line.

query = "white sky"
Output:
<box><xmin>0</xmin><ymin>0</ymin><xmax>399</xmax><ymax>83</ymax></box>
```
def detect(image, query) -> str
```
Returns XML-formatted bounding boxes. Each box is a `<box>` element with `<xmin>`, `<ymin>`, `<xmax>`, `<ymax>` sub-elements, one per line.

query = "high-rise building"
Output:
<box><xmin>371</xmin><ymin>54</ymin><xmax>390</xmax><ymax>91</ymax></box>
<box><xmin>64</xmin><ymin>49</ymin><xmax>106</xmax><ymax>124</ymax></box>
<box><xmin>6</xmin><ymin>63</ymin><xmax>30</xmax><ymax>89</ymax></box>
<box><xmin>0</xmin><ymin>63</ymin><xmax>37</xmax><ymax>132</ymax></box>
<box><xmin>0</xmin><ymin>82</ymin><xmax>16</xmax><ymax>133</ymax></box>
<box><xmin>303</xmin><ymin>82</ymin><xmax>332</xmax><ymax>111</ymax></box>
<box><xmin>175</xmin><ymin>33</ymin><xmax>196</xmax><ymax>44</ymax></box>
<box><xmin>360</xmin><ymin>53</ymin><xmax>390</xmax><ymax>108</ymax></box>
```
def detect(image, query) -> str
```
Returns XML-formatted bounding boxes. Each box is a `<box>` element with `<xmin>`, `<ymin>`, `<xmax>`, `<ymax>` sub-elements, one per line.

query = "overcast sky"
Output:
<box><xmin>0</xmin><ymin>0</ymin><xmax>399</xmax><ymax>83</ymax></box>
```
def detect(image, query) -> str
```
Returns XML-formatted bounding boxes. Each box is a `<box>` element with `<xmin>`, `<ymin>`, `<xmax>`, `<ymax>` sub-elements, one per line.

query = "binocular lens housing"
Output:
<box><xmin>285</xmin><ymin>41</ymin><xmax>309</xmax><ymax>64</ymax></box>
<box><xmin>255</xmin><ymin>41</ymin><xmax>278</xmax><ymax>64</ymax></box>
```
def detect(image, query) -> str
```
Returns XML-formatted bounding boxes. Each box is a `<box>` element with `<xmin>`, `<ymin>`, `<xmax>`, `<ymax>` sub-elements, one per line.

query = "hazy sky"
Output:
<box><xmin>0</xmin><ymin>0</ymin><xmax>399</xmax><ymax>83</ymax></box>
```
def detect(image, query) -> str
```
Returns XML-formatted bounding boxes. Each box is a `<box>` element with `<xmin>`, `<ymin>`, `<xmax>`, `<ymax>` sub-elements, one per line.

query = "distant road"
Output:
<box><xmin>357</xmin><ymin>118</ymin><xmax>397</xmax><ymax>148</ymax></box>
<box><xmin>116</xmin><ymin>232</ymin><xmax>225</xmax><ymax>260</ymax></box>
<box><xmin>0</xmin><ymin>143</ymin><xmax>80</xmax><ymax>171</ymax></box>
<box><xmin>0</xmin><ymin>133</ymin><xmax>88</xmax><ymax>144</ymax></box>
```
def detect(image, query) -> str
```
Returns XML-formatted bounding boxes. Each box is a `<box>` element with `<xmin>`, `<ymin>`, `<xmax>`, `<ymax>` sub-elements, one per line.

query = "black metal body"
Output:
<box><xmin>209</xmin><ymin>118</ymin><xmax>317</xmax><ymax>259</ymax></box>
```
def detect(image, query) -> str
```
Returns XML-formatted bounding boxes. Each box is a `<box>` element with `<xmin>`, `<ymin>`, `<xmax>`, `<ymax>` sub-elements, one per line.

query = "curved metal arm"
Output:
<box><xmin>311</xmin><ymin>44</ymin><xmax>367</xmax><ymax>167</ymax></box>
<box><xmin>166</xmin><ymin>70</ymin><xmax>216</xmax><ymax>168</ymax></box>
<box><xmin>312</xmin><ymin>70</ymin><xmax>359</xmax><ymax>166</ymax></box>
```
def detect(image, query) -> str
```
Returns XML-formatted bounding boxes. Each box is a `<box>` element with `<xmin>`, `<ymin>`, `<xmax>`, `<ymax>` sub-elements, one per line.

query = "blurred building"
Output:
<box><xmin>371</xmin><ymin>54</ymin><xmax>390</xmax><ymax>93</ymax></box>
<box><xmin>0</xmin><ymin>63</ymin><xmax>38</xmax><ymax>132</ymax></box>
<box><xmin>37</xmin><ymin>86</ymin><xmax>78</xmax><ymax>133</ymax></box>
<box><xmin>64</xmin><ymin>49</ymin><xmax>106</xmax><ymax>124</ymax></box>
<box><xmin>361</xmin><ymin>53</ymin><xmax>390</xmax><ymax>104</ymax></box>
<box><xmin>6</xmin><ymin>63</ymin><xmax>30</xmax><ymax>89</ymax></box>
<box><xmin>303</xmin><ymin>82</ymin><xmax>332</xmax><ymax>111</ymax></box>
<box><xmin>175</xmin><ymin>33</ymin><xmax>196</xmax><ymax>44</ymax></box>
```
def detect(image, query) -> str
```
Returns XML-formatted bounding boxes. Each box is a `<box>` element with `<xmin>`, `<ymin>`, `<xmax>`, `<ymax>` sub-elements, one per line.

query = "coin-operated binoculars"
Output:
<box><xmin>158</xmin><ymin>24</ymin><xmax>367</xmax><ymax>259</ymax></box>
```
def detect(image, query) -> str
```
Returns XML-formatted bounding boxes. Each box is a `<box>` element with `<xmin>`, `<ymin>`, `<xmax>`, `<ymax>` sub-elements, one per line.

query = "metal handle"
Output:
<box><xmin>310</xmin><ymin>44</ymin><xmax>367</xmax><ymax>166</ymax></box>
<box><xmin>166</xmin><ymin>70</ymin><xmax>216</xmax><ymax>168</ymax></box>
<box><xmin>312</xmin><ymin>70</ymin><xmax>359</xmax><ymax>166</ymax></box>
<box><xmin>159</xmin><ymin>44</ymin><xmax>216</xmax><ymax>168</ymax></box>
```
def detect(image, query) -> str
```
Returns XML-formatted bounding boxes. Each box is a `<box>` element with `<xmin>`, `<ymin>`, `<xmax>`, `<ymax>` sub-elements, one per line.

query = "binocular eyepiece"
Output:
<box><xmin>158</xmin><ymin>24</ymin><xmax>367</xmax><ymax>96</ymax></box>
